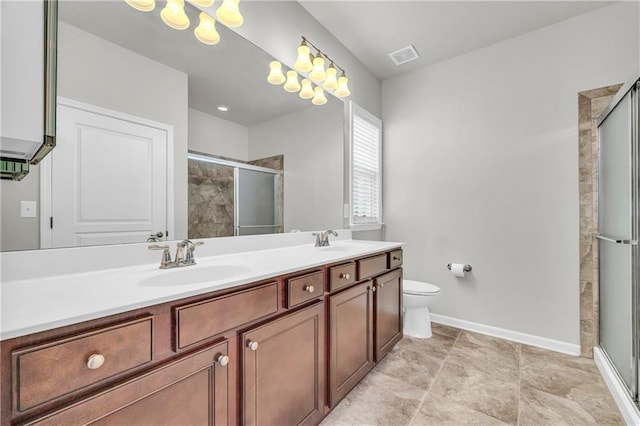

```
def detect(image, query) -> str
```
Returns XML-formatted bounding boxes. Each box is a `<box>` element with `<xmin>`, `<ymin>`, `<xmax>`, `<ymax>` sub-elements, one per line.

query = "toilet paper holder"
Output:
<box><xmin>447</xmin><ymin>263</ymin><xmax>472</xmax><ymax>272</ymax></box>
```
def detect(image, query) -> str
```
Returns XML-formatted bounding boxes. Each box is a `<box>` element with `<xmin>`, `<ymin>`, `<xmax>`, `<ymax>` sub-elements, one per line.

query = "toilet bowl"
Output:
<box><xmin>402</xmin><ymin>279</ymin><xmax>441</xmax><ymax>338</ymax></box>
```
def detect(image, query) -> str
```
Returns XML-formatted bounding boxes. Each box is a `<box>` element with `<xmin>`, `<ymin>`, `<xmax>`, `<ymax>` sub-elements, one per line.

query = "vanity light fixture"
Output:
<box><xmin>265</xmin><ymin>36</ymin><xmax>351</xmax><ymax>106</ymax></box>
<box><xmin>161</xmin><ymin>0</ymin><xmax>190</xmax><ymax>30</ymax></box>
<box><xmin>311</xmin><ymin>86</ymin><xmax>327</xmax><ymax>106</ymax></box>
<box><xmin>194</xmin><ymin>12</ymin><xmax>220</xmax><ymax>45</ymax></box>
<box><xmin>125</xmin><ymin>0</ymin><xmax>156</xmax><ymax>12</ymax></box>
<box><xmin>125</xmin><ymin>0</ymin><xmax>243</xmax><ymax>46</ymax></box>
<box><xmin>283</xmin><ymin>70</ymin><xmax>301</xmax><ymax>93</ymax></box>
<box><xmin>267</xmin><ymin>61</ymin><xmax>286</xmax><ymax>85</ymax></box>
<box><xmin>191</xmin><ymin>0</ymin><xmax>214</xmax><ymax>7</ymax></box>
<box><xmin>299</xmin><ymin>79</ymin><xmax>315</xmax><ymax>99</ymax></box>
<box><xmin>216</xmin><ymin>0</ymin><xmax>243</xmax><ymax>28</ymax></box>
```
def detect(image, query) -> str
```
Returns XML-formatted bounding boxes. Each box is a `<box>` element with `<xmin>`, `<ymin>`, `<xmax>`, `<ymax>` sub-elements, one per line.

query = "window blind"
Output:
<box><xmin>350</xmin><ymin>103</ymin><xmax>382</xmax><ymax>227</ymax></box>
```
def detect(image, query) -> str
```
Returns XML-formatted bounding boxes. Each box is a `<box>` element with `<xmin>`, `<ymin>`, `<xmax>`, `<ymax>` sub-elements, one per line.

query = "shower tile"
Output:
<box><xmin>580</xmin><ymin>244</ymin><xmax>593</xmax><ymax>280</ymax></box>
<box><xmin>410</xmin><ymin>394</ymin><xmax>510</xmax><ymax>426</ymax></box>
<box><xmin>579</xmin><ymin>282</ymin><xmax>594</xmax><ymax>321</ymax></box>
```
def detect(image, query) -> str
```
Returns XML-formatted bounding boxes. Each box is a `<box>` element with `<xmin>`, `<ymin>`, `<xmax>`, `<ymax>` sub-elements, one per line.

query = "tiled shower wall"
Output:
<box><xmin>188</xmin><ymin>154</ymin><xmax>284</xmax><ymax>239</ymax></box>
<box><xmin>578</xmin><ymin>84</ymin><xmax>622</xmax><ymax>358</ymax></box>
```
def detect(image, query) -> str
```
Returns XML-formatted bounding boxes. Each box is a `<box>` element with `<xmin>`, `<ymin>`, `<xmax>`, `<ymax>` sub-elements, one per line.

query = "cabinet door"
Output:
<box><xmin>30</xmin><ymin>342</ymin><xmax>230</xmax><ymax>426</ymax></box>
<box><xmin>241</xmin><ymin>302</ymin><xmax>325</xmax><ymax>426</ymax></box>
<box><xmin>375</xmin><ymin>269</ymin><xmax>403</xmax><ymax>361</ymax></box>
<box><xmin>329</xmin><ymin>281</ymin><xmax>374</xmax><ymax>407</ymax></box>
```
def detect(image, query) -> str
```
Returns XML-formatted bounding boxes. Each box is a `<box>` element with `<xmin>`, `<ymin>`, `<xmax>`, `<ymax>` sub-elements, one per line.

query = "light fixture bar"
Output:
<box><xmin>300</xmin><ymin>36</ymin><xmax>346</xmax><ymax>75</ymax></box>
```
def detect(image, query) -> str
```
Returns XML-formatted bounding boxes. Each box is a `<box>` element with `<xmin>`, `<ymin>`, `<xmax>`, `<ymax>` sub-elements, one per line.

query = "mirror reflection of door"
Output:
<box><xmin>41</xmin><ymin>99</ymin><xmax>171</xmax><ymax>248</ymax></box>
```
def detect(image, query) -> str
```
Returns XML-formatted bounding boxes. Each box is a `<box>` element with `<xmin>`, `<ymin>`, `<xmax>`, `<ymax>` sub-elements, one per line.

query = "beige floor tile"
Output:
<box><xmin>431</xmin><ymin>323</ymin><xmax>461</xmax><ymax>340</ymax></box>
<box><xmin>446</xmin><ymin>331</ymin><xmax>520</xmax><ymax>382</ymax></box>
<box><xmin>519</xmin><ymin>384</ymin><xmax>623</xmax><ymax>426</ymax></box>
<box><xmin>374</xmin><ymin>342</ymin><xmax>445</xmax><ymax>391</ymax></box>
<box><xmin>429</xmin><ymin>358</ymin><xmax>519</xmax><ymax>424</ymax></box>
<box><xmin>410</xmin><ymin>394</ymin><xmax>510</xmax><ymax>425</ymax></box>
<box><xmin>321</xmin><ymin>370</ymin><xmax>426</xmax><ymax>426</ymax></box>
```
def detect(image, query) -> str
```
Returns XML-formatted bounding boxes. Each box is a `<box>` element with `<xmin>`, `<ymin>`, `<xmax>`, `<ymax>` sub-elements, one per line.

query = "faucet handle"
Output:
<box><xmin>148</xmin><ymin>244</ymin><xmax>172</xmax><ymax>269</ymax></box>
<box><xmin>312</xmin><ymin>232</ymin><xmax>323</xmax><ymax>247</ymax></box>
<box><xmin>183</xmin><ymin>240</ymin><xmax>204</xmax><ymax>265</ymax></box>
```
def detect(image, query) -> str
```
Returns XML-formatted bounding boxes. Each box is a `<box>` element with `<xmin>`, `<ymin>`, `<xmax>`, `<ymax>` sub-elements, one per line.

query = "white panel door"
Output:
<box><xmin>51</xmin><ymin>103</ymin><xmax>168</xmax><ymax>247</ymax></box>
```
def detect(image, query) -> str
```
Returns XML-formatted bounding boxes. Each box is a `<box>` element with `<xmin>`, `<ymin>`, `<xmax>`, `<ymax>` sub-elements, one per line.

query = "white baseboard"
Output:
<box><xmin>430</xmin><ymin>313</ymin><xmax>581</xmax><ymax>356</ymax></box>
<box><xmin>594</xmin><ymin>347</ymin><xmax>640</xmax><ymax>426</ymax></box>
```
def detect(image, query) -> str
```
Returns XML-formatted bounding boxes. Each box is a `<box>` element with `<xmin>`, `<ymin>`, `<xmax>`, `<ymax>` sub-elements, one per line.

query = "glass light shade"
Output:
<box><xmin>294</xmin><ymin>44</ymin><xmax>313</xmax><ymax>73</ymax></box>
<box><xmin>267</xmin><ymin>61</ymin><xmax>286</xmax><ymax>85</ymax></box>
<box><xmin>312</xmin><ymin>86</ymin><xmax>327</xmax><ymax>105</ymax></box>
<box><xmin>125</xmin><ymin>0</ymin><xmax>155</xmax><ymax>12</ymax></box>
<box><xmin>335</xmin><ymin>75</ymin><xmax>351</xmax><ymax>98</ymax></box>
<box><xmin>216</xmin><ymin>0</ymin><xmax>243</xmax><ymax>28</ymax></box>
<box><xmin>323</xmin><ymin>65</ymin><xmax>338</xmax><ymax>91</ymax></box>
<box><xmin>309</xmin><ymin>55</ymin><xmax>326</xmax><ymax>83</ymax></box>
<box><xmin>194</xmin><ymin>12</ymin><xmax>220</xmax><ymax>45</ymax></box>
<box><xmin>284</xmin><ymin>70</ymin><xmax>301</xmax><ymax>93</ymax></box>
<box><xmin>299</xmin><ymin>79</ymin><xmax>314</xmax><ymax>99</ymax></box>
<box><xmin>192</xmin><ymin>0</ymin><xmax>214</xmax><ymax>6</ymax></box>
<box><xmin>161</xmin><ymin>0</ymin><xmax>190</xmax><ymax>30</ymax></box>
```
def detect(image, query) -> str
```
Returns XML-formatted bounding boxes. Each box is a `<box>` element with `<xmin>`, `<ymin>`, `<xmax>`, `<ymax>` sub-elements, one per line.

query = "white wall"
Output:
<box><xmin>188</xmin><ymin>109</ymin><xmax>249</xmax><ymax>160</ymax></box>
<box><xmin>248</xmin><ymin>100</ymin><xmax>344</xmax><ymax>233</ymax></box>
<box><xmin>382</xmin><ymin>2</ymin><xmax>639</xmax><ymax>345</ymax></box>
<box><xmin>57</xmin><ymin>22</ymin><xmax>189</xmax><ymax>240</ymax></box>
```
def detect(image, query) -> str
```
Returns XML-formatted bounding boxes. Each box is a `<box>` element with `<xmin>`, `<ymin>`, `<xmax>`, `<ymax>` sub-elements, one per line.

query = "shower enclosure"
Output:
<box><xmin>597</xmin><ymin>76</ymin><xmax>639</xmax><ymax>406</ymax></box>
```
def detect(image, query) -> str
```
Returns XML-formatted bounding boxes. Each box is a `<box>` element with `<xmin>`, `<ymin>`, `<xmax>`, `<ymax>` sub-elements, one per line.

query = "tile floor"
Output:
<box><xmin>321</xmin><ymin>323</ymin><xmax>623</xmax><ymax>425</ymax></box>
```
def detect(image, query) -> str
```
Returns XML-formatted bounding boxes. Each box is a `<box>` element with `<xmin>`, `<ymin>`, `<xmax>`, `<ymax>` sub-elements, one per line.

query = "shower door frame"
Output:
<box><xmin>596</xmin><ymin>77</ymin><xmax>640</xmax><ymax>404</ymax></box>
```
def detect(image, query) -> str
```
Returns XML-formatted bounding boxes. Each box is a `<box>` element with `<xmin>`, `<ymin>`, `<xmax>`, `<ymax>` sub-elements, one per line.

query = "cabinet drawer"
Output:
<box><xmin>286</xmin><ymin>271</ymin><xmax>324</xmax><ymax>308</ymax></box>
<box><xmin>13</xmin><ymin>316</ymin><xmax>153</xmax><ymax>413</ymax></box>
<box><xmin>328</xmin><ymin>263</ymin><xmax>356</xmax><ymax>292</ymax></box>
<box><xmin>358</xmin><ymin>254</ymin><xmax>388</xmax><ymax>281</ymax></box>
<box><xmin>176</xmin><ymin>282</ymin><xmax>278</xmax><ymax>350</ymax></box>
<box><xmin>388</xmin><ymin>249</ymin><xmax>403</xmax><ymax>269</ymax></box>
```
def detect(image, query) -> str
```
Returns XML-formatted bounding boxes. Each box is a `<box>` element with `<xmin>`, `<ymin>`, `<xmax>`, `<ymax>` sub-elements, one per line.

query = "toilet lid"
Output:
<box><xmin>403</xmin><ymin>279</ymin><xmax>440</xmax><ymax>295</ymax></box>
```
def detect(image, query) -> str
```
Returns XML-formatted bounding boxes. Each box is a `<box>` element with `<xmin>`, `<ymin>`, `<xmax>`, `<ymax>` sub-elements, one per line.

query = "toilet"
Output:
<box><xmin>402</xmin><ymin>279</ymin><xmax>441</xmax><ymax>338</ymax></box>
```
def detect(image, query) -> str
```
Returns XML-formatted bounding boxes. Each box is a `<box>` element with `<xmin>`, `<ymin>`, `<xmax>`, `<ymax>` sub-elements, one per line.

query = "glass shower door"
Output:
<box><xmin>235</xmin><ymin>168</ymin><xmax>279</xmax><ymax>236</ymax></box>
<box><xmin>597</xmin><ymin>85</ymin><xmax>638</xmax><ymax>398</ymax></box>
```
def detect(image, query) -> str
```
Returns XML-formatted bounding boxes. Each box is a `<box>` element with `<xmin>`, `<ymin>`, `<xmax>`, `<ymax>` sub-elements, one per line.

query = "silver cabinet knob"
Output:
<box><xmin>303</xmin><ymin>285</ymin><xmax>315</xmax><ymax>293</ymax></box>
<box><xmin>379</xmin><ymin>282</ymin><xmax>385</xmax><ymax>288</ymax></box>
<box><xmin>217</xmin><ymin>354</ymin><xmax>230</xmax><ymax>367</ymax></box>
<box><xmin>371</xmin><ymin>286</ymin><xmax>376</xmax><ymax>292</ymax></box>
<box><xmin>247</xmin><ymin>340</ymin><xmax>259</xmax><ymax>351</ymax></box>
<box><xmin>339</xmin><ymin>273</ymin><xmax>351</xmax><ymax>280</ymax></box>
<box><xmin>87</xmin><ymin>354</ymin><xmax>105</xmax><ymax>370</ymax></box>
<box><xmin>393</xmin><ymin>256</ymin><xmax>401</xmax><ymax>261</ymax></box>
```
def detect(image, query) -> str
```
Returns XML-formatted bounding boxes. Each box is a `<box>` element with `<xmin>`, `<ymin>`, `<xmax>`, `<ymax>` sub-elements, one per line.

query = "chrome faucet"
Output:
<box><xmin>149</xmin><ymin>240</ymin><xmax>204</xmax><ymax>269</ymax></box>
<box><xmin>313</xmin><ymin>230</ymin><xmax>338</xmax><ymax>247</ymax></box>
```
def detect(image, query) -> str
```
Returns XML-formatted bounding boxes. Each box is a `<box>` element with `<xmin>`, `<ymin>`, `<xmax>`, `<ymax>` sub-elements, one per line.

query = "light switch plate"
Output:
<box><xmin>20</xmin><ymin>201</ymin><xmax>37</xmax><ymax>218</ymax></box>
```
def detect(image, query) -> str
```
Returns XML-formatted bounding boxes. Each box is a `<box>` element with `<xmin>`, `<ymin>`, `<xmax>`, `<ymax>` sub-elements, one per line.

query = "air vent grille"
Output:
<box><xmin>388</xmin><ymin>45</ymin><xmax>420</xmax><ymax>66</ymax></box>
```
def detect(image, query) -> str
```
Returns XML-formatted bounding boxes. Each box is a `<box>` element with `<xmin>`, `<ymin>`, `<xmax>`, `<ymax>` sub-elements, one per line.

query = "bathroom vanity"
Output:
<box><xmin>0</xmin><ymin>240</ymin><xmax>403</xmax><ymax>425</ymax></box>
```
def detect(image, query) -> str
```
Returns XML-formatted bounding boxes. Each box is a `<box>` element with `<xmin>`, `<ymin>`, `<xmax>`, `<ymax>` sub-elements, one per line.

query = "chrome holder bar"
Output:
<box><xmin>594</xmin><ymin>234</ymin><xmax>638</xmax><ymax>245</ymax></box>
<box><xmin>447</xmin><ymin>263</ymin><xmax>472</xmax><ymax>272</ymax></box>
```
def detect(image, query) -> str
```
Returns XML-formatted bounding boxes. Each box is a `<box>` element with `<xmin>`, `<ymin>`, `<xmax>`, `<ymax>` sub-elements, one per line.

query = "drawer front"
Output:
<box><xmin>286</xmin><ymin>271</ymin><xmax>324</xmax><ymax>308</ymax></box>
<box><xmin>13</xmin><ymin>317</ymin><xmax>153</xmax><ymax>413</ymax></box>
<box><xmin>388</xmin><ymin>249</ymin><xmax>403</xmax><ymax>269</ymax></box>
<box><xmin>176</xmin><ymin>282</ymin><xmax>278</xmax><ymax>350</ymax></box>
<box><xmin>328</xmin><ymin>263</ymin><xmax>356</xmax><ymax>292</ymax></box>
<box><xmin>358</xmin><ymin>254</ymin><xmax>388</xmax><ymax>281</ymax></box>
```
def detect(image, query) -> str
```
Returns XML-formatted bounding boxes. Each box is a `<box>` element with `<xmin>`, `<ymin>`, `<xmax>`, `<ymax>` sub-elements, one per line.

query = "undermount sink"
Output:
<box><xmin>319</xmin><ymin>242</ymin><xmax>375</xmax><ymax>252</ymax></box>
<box><xmin>139</xmin><ymin>264</ymin><xmax>252</xmax><ymax>287</ymax></box>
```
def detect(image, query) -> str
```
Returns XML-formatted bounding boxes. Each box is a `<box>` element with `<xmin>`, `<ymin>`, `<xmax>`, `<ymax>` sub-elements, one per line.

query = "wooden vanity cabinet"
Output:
<box><xmin>28</xmin><ymin>341</ymin><xmax>230</xmax><ymax>426</ymax></box>
<box><xmin>328</xmin><ymin>281</ymin><xmax>374</xmax><ymax>407</ymax></box>
<box><xmin>374</xmin><ymin>268</ymin><xmax>403</xmax><ymax>361</ymax></box>
<box><xmin>241</xmin><ymin>302</ymin><xmax>325</xmax><ymax>426</ymax></box>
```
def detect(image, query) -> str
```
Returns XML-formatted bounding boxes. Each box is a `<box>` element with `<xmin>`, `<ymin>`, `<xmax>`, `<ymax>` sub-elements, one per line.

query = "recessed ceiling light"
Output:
<box><xmin>388</xmin><ymin>45</ymin><xmax>420</xmax><ymax>66</ymax></box>
<box><xmin>217</xmin><ymin>105</ymin><xmax>229</xmax><ymax>112</ymax></box>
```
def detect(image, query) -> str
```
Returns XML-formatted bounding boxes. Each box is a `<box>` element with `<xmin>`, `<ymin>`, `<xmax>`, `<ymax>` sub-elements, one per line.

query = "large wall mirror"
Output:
<box><xmin>0</xmin><ymin>0</ymin><xmax>345</xmax><ymax>251</ymax></box>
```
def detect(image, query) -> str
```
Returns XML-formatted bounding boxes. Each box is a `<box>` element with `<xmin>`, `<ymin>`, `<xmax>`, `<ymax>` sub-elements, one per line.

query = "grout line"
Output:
<box><xmin>516</xmin><ymin>343</ymin><xmax>522</xmax><ymax>426</ymax></box>
<box><xmin>405</xmin><ymin>329</ymin><xmax>460</xmax><ymax>426</ymax></box>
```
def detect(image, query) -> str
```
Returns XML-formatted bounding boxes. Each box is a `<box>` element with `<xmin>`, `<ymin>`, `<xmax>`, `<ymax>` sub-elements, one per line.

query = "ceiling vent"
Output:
<box><xmin>388</xmin><ymin>45</ymin><xmax>420</xmax><ymax>66</ymax></box>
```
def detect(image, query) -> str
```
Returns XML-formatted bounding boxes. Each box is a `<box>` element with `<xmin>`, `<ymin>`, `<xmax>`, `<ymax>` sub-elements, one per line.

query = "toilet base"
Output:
<box><xmin>403</xmin><ymin>306</ymin><xmax>433</xmax><ymax>338</ymax></box>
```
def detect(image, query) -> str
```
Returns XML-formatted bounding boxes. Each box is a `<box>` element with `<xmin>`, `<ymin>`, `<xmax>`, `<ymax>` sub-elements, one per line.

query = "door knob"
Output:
<box><xmin>217</xmin><ymin>354</ymin><xmax>230</xmax><ymax>367</ymax></box>
<box><xmin>247</xmin><ymin>340</ymin><xmax>259</xmax><ymax>351</ymax></box>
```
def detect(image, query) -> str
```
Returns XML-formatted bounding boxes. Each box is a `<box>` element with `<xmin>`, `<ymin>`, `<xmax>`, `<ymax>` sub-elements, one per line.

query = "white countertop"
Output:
<box><xmin>1</xmin><ymin>239</ymin><xmax>402</xmax><ymax>341</ymax></box>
